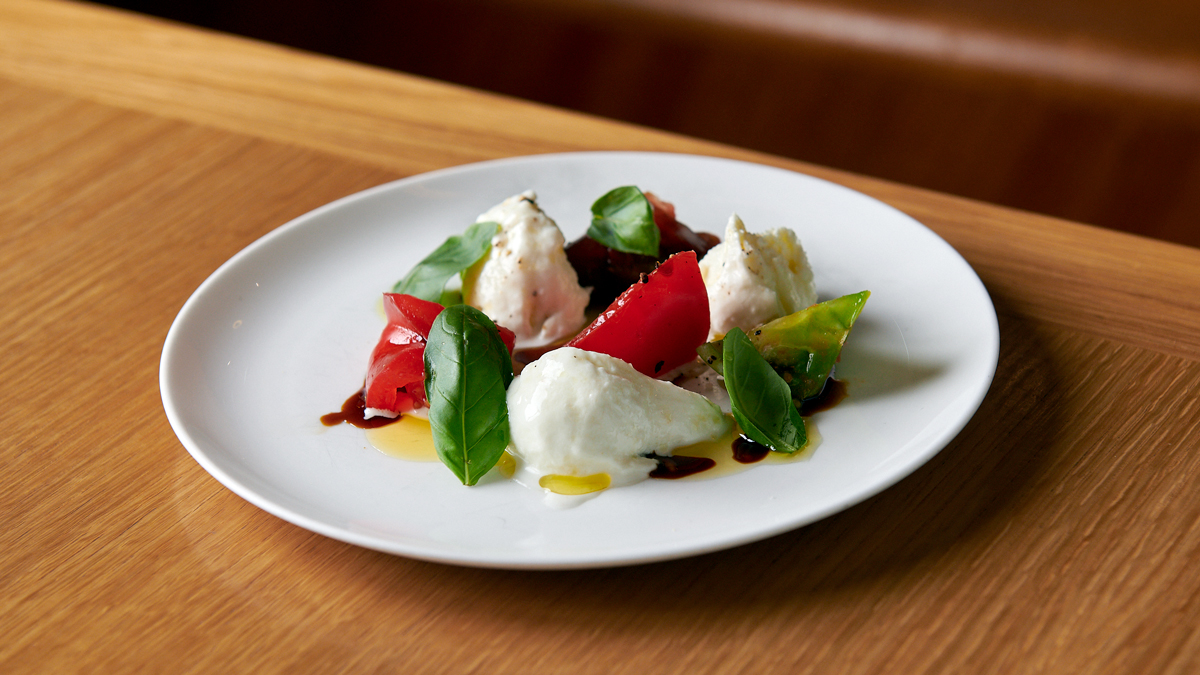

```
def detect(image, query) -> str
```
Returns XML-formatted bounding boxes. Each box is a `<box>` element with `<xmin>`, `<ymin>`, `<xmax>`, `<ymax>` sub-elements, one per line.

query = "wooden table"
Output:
<box><xmin>3</xmin><ymin>1</ymin><xmax>1199</xmax><ymax>672</ymax></box>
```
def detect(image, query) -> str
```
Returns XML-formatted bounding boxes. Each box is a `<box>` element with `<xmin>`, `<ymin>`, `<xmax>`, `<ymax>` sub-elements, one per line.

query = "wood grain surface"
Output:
<box><xmin>2</xmin><ymin>1</ymin><xmax>1200</xmax><ymax>673</ymax></box>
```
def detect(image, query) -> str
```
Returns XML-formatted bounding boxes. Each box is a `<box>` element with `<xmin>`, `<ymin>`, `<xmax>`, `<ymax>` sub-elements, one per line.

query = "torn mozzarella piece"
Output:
<box><xmin>698</xmin><ymin>214</ymin><xmax>816</xmax><ymax>339</ymax></box>
<box><xmin>664</xmin><ymin>359</ymin><xmax>731</xmax><ymax>415</ymax></box>
<box><xmin>462</xmin><ymin>191</ymin><xmax>589</xmax><ymax>347</ymax></box>
<box><xmin>506</xmin><ymin>348</ymin><xmax>732</xmax><ymax>487</ymax></box>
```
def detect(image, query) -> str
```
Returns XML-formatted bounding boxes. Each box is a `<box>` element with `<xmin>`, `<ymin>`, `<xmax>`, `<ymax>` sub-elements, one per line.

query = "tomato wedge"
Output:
<box><xmin>364</xmin><ymin>294</ymin><xmax>515</xmax><ymax>416</ymax></box>
<box><xmin>567</xmin><ymin>251</ymin><xmax>709</xmax><ymax>377</ymax></box>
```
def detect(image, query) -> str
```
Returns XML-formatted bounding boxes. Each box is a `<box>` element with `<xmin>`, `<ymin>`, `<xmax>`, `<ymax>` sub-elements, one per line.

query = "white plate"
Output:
<box><xmin>160</xmin><ymin>152</ymin><xmax>998</xmax><ymax>569</ymax></box>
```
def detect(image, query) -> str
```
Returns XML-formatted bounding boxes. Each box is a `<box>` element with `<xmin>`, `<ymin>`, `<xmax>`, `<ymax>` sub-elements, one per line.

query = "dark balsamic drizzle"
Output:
<box><xmin>731</xmin><ymin>436</ymin><xmax>770</xmax><ymax>464</ymax></box>
<box><xmin>324</xmin><ymin>375</ymin><xmax>847</xmax><ymax>486</ymax></box>
<box><xmin>648</xmin><ymin>454</ymin><xmax>716</xmax><ymax>479</ymax></box>
<box><xmin>321</xmin><ymin>389</ymin><xmax>402</xmax><ymax>429</ymax></box>
<box><xmin>800</xmin><ymin>378</ymin><xmax>848</xmax><ymax>416</ymax></box>
<box><xmin>647</xmin><ymin>377</ymin><xmax>849</xmax><ymax>477</ymax></box>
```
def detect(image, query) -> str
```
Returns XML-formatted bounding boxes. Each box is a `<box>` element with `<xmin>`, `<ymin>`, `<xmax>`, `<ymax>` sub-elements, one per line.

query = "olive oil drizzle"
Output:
<box><xmin>323</xmin><ymin>379</ymin><xmax>846</xmax><ymax>485</ymax></box>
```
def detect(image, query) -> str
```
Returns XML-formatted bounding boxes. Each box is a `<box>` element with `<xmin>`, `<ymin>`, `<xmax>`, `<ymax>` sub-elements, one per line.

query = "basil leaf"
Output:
<box><xmin>393</xmin><ymin>220</ymin><xmax>499</xmax><ymax>302</ymax></box>
<box><xmin>753</xmin><ymin>290</ymin><xmax>870</xmax><ymax>400</ymax></box>
<box><xmin>587</xmin><ymin>186</ymin><xmax>660</xmax><ymax>256</ymax></box>
<box><xmin>438</xmin><ymin>288</ymin><xmax>464</xmax><ymax>307</ymax></box>
<box><xmin>423</xmin><ymin>304</ymin><xmax>514</xmax><ymax>485</ymax></box>
<box><xmin>697</xmin><ymin>291</ymin><xmax>870</xmax><ymax>400</ymax></box>
<box><xmin>722</xmin><ymin>328</ymin><xmax>808</xmax><ymax>454</ymax></box>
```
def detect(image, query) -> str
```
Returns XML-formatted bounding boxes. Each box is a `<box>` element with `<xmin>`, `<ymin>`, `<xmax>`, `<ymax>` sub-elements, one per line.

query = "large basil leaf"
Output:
<box><xmin>587</xmin><ymin>186</ymin><xmax>659</xmax><ymax>257</ymax></box>
<box><xmin>393</xmin><ymin>220</ymin><xmax>499</xmax><ymax>303</ymax></box>
<box><xmin>722</xmin><ymin>328</ymin><xmax>807</xmax><ymax>454</ymax></box>
<box><xmin>423</xmin><ymin>304</ymin><xmax>514</xmax><ymax>485</ymax></box>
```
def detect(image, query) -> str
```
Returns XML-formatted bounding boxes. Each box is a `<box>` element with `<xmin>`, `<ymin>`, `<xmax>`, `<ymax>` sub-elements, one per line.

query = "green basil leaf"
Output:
<box><xmin>587</xmin><ymin>186</ymin><xmax>660</xmax><ymax>256</ymax></box>
<box><xmin>423</xmin><ymin>304</ymin><xmax>514</xmax><ymax>485</ymax></box>
<box><xmin>438</xmin><ymin>288</ymin><xmax>464</xmax><ymax>307</ymax></box>
<box><xmin>697</xmin><ymin>291</ymin><xmax>870</xmax><ymax>401</ymax></box>
<box><xmin>393</xmin><ymin>220</ymin><xmax>499</xmax><ymax>302</ymax></box>
<box><xmin>722</xmin><ymin>327</ymin><xmax>807</xmax><ymax>454</ymax></box>
<box><xmin>751</xmin><ymin>291</ymin><xmax>870</xmax><ymax>400</ymax></box>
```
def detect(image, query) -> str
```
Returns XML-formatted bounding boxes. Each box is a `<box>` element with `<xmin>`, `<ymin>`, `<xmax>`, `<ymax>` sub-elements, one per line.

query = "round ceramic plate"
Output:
<box><xmin>160</xmin><ymin>152</ymin><xmax>999</xmax><ymax>569</ymax></box>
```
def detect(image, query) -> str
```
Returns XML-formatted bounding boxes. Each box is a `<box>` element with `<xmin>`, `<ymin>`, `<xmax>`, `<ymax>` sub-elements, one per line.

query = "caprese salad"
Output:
<box><xmin>324</xmin><ymin>187</ymin><xmax>868</xmax><ymax>500</ymax></box>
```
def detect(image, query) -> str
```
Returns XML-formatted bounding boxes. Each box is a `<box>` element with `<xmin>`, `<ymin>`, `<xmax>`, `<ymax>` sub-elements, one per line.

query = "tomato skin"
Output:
<box><xmin>364</xmin><ymin>294</ymin><xmax>514</xmax><ymax>415</ymax></box>
<box><xmin>382</xmin><ymin>293</ymin><xmax>443</xmax><ymax>341</ymax></box>
<box><xmin>364</xmin><ymin>294</ymin><xmax>443</xmax><ymax>414</ymax></box>
<box><xmin>567</xmin><ymin>251</ymin><xmax>710</xmax><ymax>377</ymax></box>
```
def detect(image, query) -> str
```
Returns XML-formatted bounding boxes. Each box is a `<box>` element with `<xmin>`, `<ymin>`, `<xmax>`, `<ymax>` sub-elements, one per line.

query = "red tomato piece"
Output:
<box><xmin>364</xmin><ymin>294</ymin><xmax>444</xmax><ymax>415</ymax></box>
<box><xmin>363</xmin><ymin>293</ymin><xmax>515</xmax><ymax>416</ymax></box>
<box><xmin>567</xmin><ymin>251</ymin><xmax>710</xmax><ymax>377</ymax></box>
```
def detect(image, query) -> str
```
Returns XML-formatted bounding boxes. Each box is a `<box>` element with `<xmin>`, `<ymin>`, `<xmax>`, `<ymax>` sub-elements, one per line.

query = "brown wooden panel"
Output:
<box><xmin>90</xmin><ymin>0</ymin><xmax>1200</xmax><ymax>249</ymax></box>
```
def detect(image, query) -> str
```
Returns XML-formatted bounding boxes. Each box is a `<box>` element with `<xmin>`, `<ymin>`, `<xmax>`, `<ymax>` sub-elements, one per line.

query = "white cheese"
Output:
<box><xmin>462</xmin><ymin>191</ymin><xmax>589</xmax><ymax>347</ymax></box>
<box><xmin>506</xmin><ymin>348</ymin><xmax>732</xmax><ymax>488</ymax></box>
<box><xmin>698</xmin><ymin>214</ymin><xmax>816</xmax><ymax>339</ymax></box>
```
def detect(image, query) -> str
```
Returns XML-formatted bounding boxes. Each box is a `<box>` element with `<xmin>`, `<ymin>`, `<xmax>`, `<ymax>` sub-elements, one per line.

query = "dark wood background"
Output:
<box><xmin>89</xmin><ymin>0</ymin><xmax>1200</xmax><ymax>248</ymax></box>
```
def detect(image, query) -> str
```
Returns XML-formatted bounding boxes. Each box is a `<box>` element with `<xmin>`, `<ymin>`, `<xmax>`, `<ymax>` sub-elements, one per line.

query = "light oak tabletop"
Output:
<box><xmin>3</xmin><ymin>1</ymin><xmax>1200</xmax><ymax>672</ymax></box>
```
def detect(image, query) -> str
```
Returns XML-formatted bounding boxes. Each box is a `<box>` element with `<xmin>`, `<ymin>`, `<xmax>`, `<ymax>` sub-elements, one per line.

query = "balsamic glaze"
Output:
<box><xmin>799</xmin><ymin>377</ymin><xmax>848</xmax><ymax>416</ymax></box>
<box><xmin>323</xmin><ymin>377</ymin><xmax>848</xmax><ymax>483</ymax></box>
<box><xmin>648</xmin><ymin>454</ymin><xmax>717</xmax><ymax>479</ymax></box>
<box><xmin>647</xmin><ymin>377</ymin><xmax>849</xmax><ymax>477</ymax></box>
<box><xmin>320</xmin><ymin>389</ymin><xmax>402</xmax><ymax>429</ymax></box>
<box><xmin>731</xmin><ymin>436</ymin><xmax>770</xmax><ymax>464</ymax></box>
